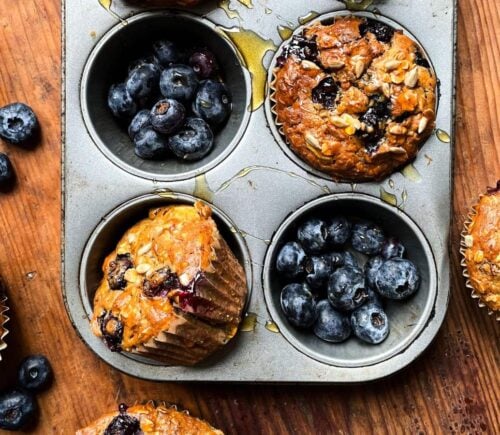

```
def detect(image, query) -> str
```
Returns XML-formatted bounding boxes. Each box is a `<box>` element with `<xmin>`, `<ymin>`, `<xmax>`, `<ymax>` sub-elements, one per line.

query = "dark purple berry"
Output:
<box><xmin>189</xmin><ymin>49</ymin><xmax>219</xmax><ymax>79</ymax></box>
<box><xmin>168</xmin><ymin>117</ymin><xmax>214</xmax><ymax>161</ymax></box>
<box><xmin>0</xmin><ymin>153</ymin><xmax>14</xmax><ymax>186</ymax></box>
<box><xmin>98</xmin><ymin>312</ymin><xmax>124</xmax><ymax>352</ymax></box>
<box><xmin>0</xmin><ymin>103</ymin><xmax>39</xmax><ymax>144</ymax></box>
<box><xmin>326</xmin><ymin>216</ymin><xmax>351</xmax><ymax>246</ymax></box>
<box><xmin>381</xmin><ymin>236</ymin><xmax>405</xmax><ymax>259</ymax></box>
<box><xmin>276</xmin><ymin>241</ymin><xmax>307</xmax><ymax>278</ymax></box>
<box><xmin>126</xmin><ymin>64</ymin><xmax>160</xmax><ymax>100</ymax></box>
<box><xmin>359</xmin><ymin>18</ymin><xmax>395</xmax><ymax>43</ymax></box>
<box><xmin>351</xmin><ymin>303</ymin><xmax>389</xmax><ymax>344</ymax></box>
<box><xmin>327</xmin><ymin>266</ymin><xmax>368</xmax><ymax>312</ymax></box>
<box><xmin>280</xmin><ymin>282</ymin><xmax>317</xmax><ymax>329</ymax></box>
<box><xmin>150</xmin><ymin>99</ymin><xmax>185</xmax><ymax>134</ymax></box>
<box><xmin>152</xmin><ymin>40</ymin><xmax>180</xmax><ymax>67</ymax></box>
<box><xmin>312</xmin><ymin>77</ymin><xmax>338</xmax><ymax>109</ymax></box>
<box><xmin>17</xmin><ymin>355</ymin><xmax>53</xmax><ymax>391</ymax></box>
<box><xmin>107</xmin><ymin>254</ymin><xmax>134</xmax><ymax>290</ymax></box>
<box><xmin>143</xmin><ymin>268</ymin><xmax>180</xmax><ymax>298</ymax></box>
<box><xmin>375</xmin><ymin>258</ymin><xmax>420</xmax><ymax>300</ymax></box>
<box><xmin>192</xmin><ymin>80</ymin><xmax>232</xmax><ymax>127</ymax></box>
<box><xmin>0</xmin><ymin>389</ymin><xmax>37</xmax><ymax>431</ymax></box>
<box><xmin>365</xmin><ymin>255</ymin><xmax>384</xmax><ymax>289</ymax></box>
<box><xmin>108</xmin><ymin>83</ymin><xmax>137</xmax><ymax>119</ymax></box>
<box><xmin>133</xmin><ymin>127</ymin><xmax>169</xmax><ymax>160</ymax></box>
<box><xmin>128</xmin><ymin>110</ymin><xmax>151</xmax><ymax>140</ymax></box>
<box><xmin>159</xmin><ymin>65</ymin><xmax>199</xmax><ymax>102</ymax></box>
<box><xmin>305</xmin><ymin>255</ymin><xmax>332</xmax><ymax>290</ymax></box>
<box><xmin>277</xmin><ymin>33</ymin><xmax>318</xmax><ymax>65</ymax></box>
<box><xmin>104</xmin><ymin>413</ymin><xmax>141</xmax><ymax>435</ymax></box>
<box><xmin>313</xmin><ymin>300</ymin><xmax>351</xmax><ymax>343</ymax></box>
<box><xmin>351</xmin><ymin>221</ymin><xmax>385</xmax><ymax>255</ymax></box>
<box><xmin>297</xmin><ymin>218</ymin><xmax>328</xmax><ymax>254</ymax></box>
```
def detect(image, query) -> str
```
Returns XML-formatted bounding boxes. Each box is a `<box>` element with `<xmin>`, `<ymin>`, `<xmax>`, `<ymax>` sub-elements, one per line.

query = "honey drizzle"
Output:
<box><xmin>193</xmin><ymin>174</ymin><xmax>215</xmax><ymax>203</ymax></box>
<box><xmin>218</xmin><ymin>0</ymin><xmax>241</xmax><ymax>21</ymax></box>
<box><xmin>240</xmin><ymin>312</ymin><xmax>258</xmax><ymax>331</ymax></box>
<box><xmin>98</xmin><ymin>0</ymin><xmax>126</xmax><ymax>24</ymax></box>
<box><xmin>401</xmin><ymin>164</ymin><xmax>422</xmax><ymax>183</ymax></box>
<box><xmin>214</xmin><ymin>165</ymin><xmax>331</xmax><ymax>194</ymax></box>
<box><xmin>436</xmin><ymin>129</ymin><xmax>451</xmax><ymax>143</ymax></box>
<box><xmin>277</xmin><ymin>25</ymin><xmax>294</xmax><ymax>40</ymax></box>
<box><xmin>218</xmin><ymin>27</ymin><xmax>276</xmax><ymax>111</ymax></box>
<box><xmin>265</xmin><ymin>320</ymin><xmax>280</xmax><ymax>333</ymax></box>
<box><xmin>298</xmin><ymin>11</ymin><xmax>319</xmax><ymax>25</ymax></box>
<box><xmin>380</xmin><ymin>187</ymin><xmax>398</xmax><ymax>206</ymax></box>
<box><xmin>237</xmin><ymin>0</ymin><xmax>253</xmax><ymax>8</ymax></box>
<box><xmin>342</xmin><ymin>0</ymin><xmax>374</xmax><ymax>11</ymax></box>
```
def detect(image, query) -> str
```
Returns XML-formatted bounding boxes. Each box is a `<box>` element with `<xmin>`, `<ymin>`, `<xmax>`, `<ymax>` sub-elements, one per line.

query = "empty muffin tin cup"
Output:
<box><xmin>78</xmin><ymin>192</ymin><xmax>252</xmax><ymax>368</ymax></box>
<box><xmin>265</xmin><ymin>10</ymin><xmax>437</xmax><ymax>182</ymax></box>
<box><xmin>81</xmin><ymin>11</ymin><xmax>251</xmax><ymax>181</ymax></box>
<box><xmin>263</xmin><ymin>193</ymin><xmax>438</xmax><ymax>368</ymax></box>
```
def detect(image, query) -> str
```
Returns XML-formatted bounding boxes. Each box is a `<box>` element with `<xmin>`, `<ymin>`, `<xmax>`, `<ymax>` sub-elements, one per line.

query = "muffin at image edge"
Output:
<box><xmin>270</xmin><ymin>15</ymin><xmax>437</xmax><ymax>182</ymax></box>
<box><xmin>460</xmin><ymin>181</ymin><xmax>500</xmax><ymax>320</ymax></box>
<box><xmin>91</xmin><ymin>201</ymin><xmax>248</xmax><ymax>365</ymax></box>
<box><xmin>76</xmin><ymin>402</ymin><xmax>223</xmax><ymax>434</ymax></box>
<box><xmin>0</xmin><ymin>279</ymin><xmax>9</xmax><ymax>361</ymax></box>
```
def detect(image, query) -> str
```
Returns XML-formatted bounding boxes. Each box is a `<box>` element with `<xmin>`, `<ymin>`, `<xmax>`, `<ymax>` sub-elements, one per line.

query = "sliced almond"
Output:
<box><xmin>354</xmin><ymin>59</ymin><xmax>365</xmax><ymax>78</ymax></box>
<box><xmin>343</xmin><ymin>114</ymin><xmax>361</xmax><ymax>130</ymax></box>
<box><xmin>418</xmin><ymin>116</ymin><xmax>428</xmax><ymax>134</ymax></box>
<box><xmin>330</xmin><ymin>115</ymin><xmax>349</xmax><ymax>128</ymax></box>
<box><xmin>124</xmin><ymin>268</ymin><xmax>140</xmax><ymax>284</ymax></box>
<box><xmin>464</xmin><ymin>235</ymin><xmax>474</xmax><ymax>247</ymax></box>
<box><xmin>127</xmin><ymin>233</ymin><xmax>137</xmax><ymax>244</ymax></box>
<box><xmin>137</xmin><ymin>242</ymin><xmax>152</xmax><ymax>256</ymax></box>
<box><xmin>404</xmin><ymin>67</ymin><xmax>419</xmax><ymax>88</ymax></box>
<box><xmin>329</xmin><ymin>60</ymin><xmax>345</xmax><ymax>69</ymax></box>
<box><xmin>301</xmin><ymin>60</ymin><xmax>320</xmax><ymax>70</ymax></box>
<box><xmin>179</xmin><ymin>273</ymin><xmax>191</xmax><ymax>286</ymax></box>
<box><xmin>387</xmin><ymin>146</ymin><xmax>407</xmax><ymax>155</ymax></box>
<box><xmin>382</xmin><ymin>83</ymin><xmax>391</xmax><ymax>99</ymax></box>
<box><xmin>384</xmin><ymin>60</ymin><xmax>401</xmax><ymax>71</ymax></box>
<box><xmin>389</xmin><ymin>125</ymin><xmax>407</xmax><ymax>135</ymax></box>
<box><xmin>136</xmin><ymin>263</ymin><xmax>151</xmax><ymax>274</ymax></box>
<box><xmin>390</xmin><ymin>72</ymin><xmax>405</xmax><ymax>84</ymax></box>
<box><xmin>305</xmin><ymin>132</ymin><xmax>321</xmax><ymax>149</ymax></box>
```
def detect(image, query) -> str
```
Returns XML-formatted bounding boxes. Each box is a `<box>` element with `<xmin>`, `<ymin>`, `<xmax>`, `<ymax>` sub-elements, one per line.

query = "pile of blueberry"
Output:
<box><xmin>107</xmin><ymin>40</ymin><xmax>232</xmax><ymax>162</ymax></box>
<box><xmin>0</xmin><ymin>355</ymin><xmax>53</xmax><ymax>430</ymax></box>
<box><xmin>276</xmin><ymin>216</ymin><xmax>420</xmax><ymax>345</ymax></box>
<box><xmin>0</xmin><ymin>102</ymin><xmax>39</xmax><ymax>189</ymax></box>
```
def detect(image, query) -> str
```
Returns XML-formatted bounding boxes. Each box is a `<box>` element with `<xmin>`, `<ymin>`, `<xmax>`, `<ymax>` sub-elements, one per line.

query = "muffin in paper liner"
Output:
<box><xmin>91</xmin><ymin>201</ymin><xmax>248</xmax><ymax>365</ymax></box>
<box><xmin>268</xmin><ymin>14</ymin><xmax>437</xmax><ymax>182</ymax></box>
<box><xmin>0</xmin><ymin>281</ymin><xmax>9</xmax><ymax>361</ymax></box>
<box><xmin>76</xmin><ymin>401</ymin><xmax>224</xmax><ymax>434</ymax></box>
<box><xmin>460</xmin><ymin>181</ymin><xmax>500</xmax><ymax>321</ymax></box>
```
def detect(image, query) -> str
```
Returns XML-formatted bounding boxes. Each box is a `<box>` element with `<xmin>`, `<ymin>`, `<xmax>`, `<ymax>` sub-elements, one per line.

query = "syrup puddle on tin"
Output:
<box><xmin>342</xmin><ymin>0</ymin><xmax>374</xmax><ymax>11</ymax></box>
<box><xmin>401</xmin><ymin>189</ymin><xmax>408</xmax><ymax>205</ymax></box>
<box><xmin>380</xmin><ymin>187</ymin><xmax>398</xmax><ymax>206</ymax></box>
<box><xmin>436</xmin><ymin>129</ymin><xmax>451</xmax><ymax>143</ymax></box>
<box><xmin>215</xmin><ymin>165</ymin><xmax>331</xmax><ymax>195</ymax></box>
<box><xmin>277</xmin><ymin>25</ymin><xmax>294</xmax><ymax>40</ymax></box>
<box><xmin>218</xmin><ymin>27</ymin><xmax>276</xmax><ymax>111</ymax></box>
<box><xmin>265</xmin><ymin>320</ymin><xmax>280</xmax><ymax>333</ymax></box>
<box><xmin>240</xmin><ymin>312</ymin><xmax>258</xmax><ymax>332</ymax></box>
<box><xmin>401</xmin><ymin>164</ymin><xmax>422</xmax><ymax>183</ymax></box>
<box><xmin>154</xmin><ymin>188</ymin><xmax>177</xmax><ymax>199</ymax></box>
<box><xmin>230</xmin><ymin>225</ymin><xmax>270</xmax><ymax>245</ymax></box>
<box><xmin>193</xmin><ymin>174</ymin><xmax>215</xmax><ymax>203</ymax></box>
<box><xmin>218</xmin><ymin>0</ymin><xmax>241</xmax><ymax>21</ymax></box>
<box><xmin>298</xmin><ymin>11</ymin><xmax>319</xmax><ymax>25</ymax></box>
<box><xmin>98</xmin><ymin>0</ymin><xmax>126</xmax><ymax>24</ymax></box>
<box><xmin>237</xmin><ymin>0</ymin><xmax>253</xmax><ymax>8</ymax></box>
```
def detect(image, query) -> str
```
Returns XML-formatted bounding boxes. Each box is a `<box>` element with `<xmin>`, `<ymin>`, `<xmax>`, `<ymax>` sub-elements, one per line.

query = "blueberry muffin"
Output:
<box><xmin>76</xmin><ymin>403</ymin><xmax>223</xmax><ymax>434</ymax></box>
<box><xmin>91</xmin><ymin>202</ymin><xmax>247</xmax><ymax>365</ymax></box>
<box><xmin>271</xmin><ymin>16</ymin><xmax>437</xmax><ymax>181</ymax></box>
<box><xmin>461</xmin><ymin>181</ymin><xmax>500</xmax><ymax>319</ymax></box>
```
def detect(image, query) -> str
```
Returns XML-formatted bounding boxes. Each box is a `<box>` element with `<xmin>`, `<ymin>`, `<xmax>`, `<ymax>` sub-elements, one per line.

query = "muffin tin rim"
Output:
<box><xmin>262</xmin><ymin>192</ymin><xmax>439</xmax><ymax>367</ymax></box>
<box><xmin>79</xmin><ymin>10</ymin><xmax>253</xmax><ymax>182</ymax></box>
<box><xmin>264</xmin><ymin>9</ymin><xmax>439</xmax><ymax>183</ymax></box>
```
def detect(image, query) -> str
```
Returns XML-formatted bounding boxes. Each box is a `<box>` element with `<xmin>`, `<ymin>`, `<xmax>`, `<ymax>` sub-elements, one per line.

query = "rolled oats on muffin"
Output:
<box><xmin>91</xmin><ymin>201</ymin><xmax>247</xmax><ymax>365</ymax></box>
<box><xmin>76</xmin><ymin>402</ymin><xmax>224</xmax><ymax>434</ymax></box>
<box><xmin>461</xmin><ymin>181</ymin><xmax>500</xmax><ymax>319</ymax></box>
<box><xmin>271</xmin><ymin>16</ymin><xmax>437</xmax><ymax>181</ymax></box>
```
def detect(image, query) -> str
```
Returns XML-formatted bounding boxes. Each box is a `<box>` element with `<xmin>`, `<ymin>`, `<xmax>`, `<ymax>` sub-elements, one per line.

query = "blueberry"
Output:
<box><xmin>152</xmin><ymin>40</ymin><xmax>180</xmax><ymax>67</ymax></box>
<box><xmin>327</xmin><ymin>266</ymin><xmax>368</xmax><ymax>311</ymax></box>
<box><xmin>98</xmin><ymin>311</ymin><xmax>124</xmax><ymax>352</ymax></box>
<box><xmin>0</xmin><ymin>103</ymin><xmax>39</xmax><ymax>144</ymax></box>
<box><xmin>381</xmin><ymin>236</ymin><xmax>405</xmax><ymax>259</ymax></box>
<box><xmin>366</xmin><ymin>287</ymin><xmax>384</xmax><ymax>307</ymax></box>
<box><xmin>128</xmin><ymin>56</ymin><xmax>161</xmax><ymax>74</ymax></box>
<box><xmin>150</xmin><ymin>99</ymin><xmax>185</xmax><ymax>135</ymax></box>
<box><xmin>276</xmin><ymin>241</ymin><xmax>306</xmax><ymax>278</ymax></box>
<box><xmin>326</xmin><ymin>216</ymin><xmax>352</xmax><ymax>246</ymax></box>
<box><xmin>168</xmin><ymin>117</ymin><xmax>214</xmax><ymax>161</ymax></box>
<box><xmin>311</xmin><ymin>77</ymin><xmax>338</xmax><ymax>109</ymax></box>
<box><xmin>107</xmin><ymin>253</ymin><xmax>134</xmax><ymax>290</ymax></box>
<box><xmin>278</xmin><ymin>33</ymin><xmax>318</xmax><ymax>65</ymax></box>
<box><xmin>159</xmin><ymin>65</ymin><xmax>199</xmax><ymax>102</ymax></box>
<box><xmin>192</xmin><ymin>80</ymin><xmax>232</xmax><ymax>127</ymax></box>
<box><xmin>128</xmin><ymin>110</ymin><xmax>151</xmax><ymax>139</ymax></box>
<box><xmin>364</xmin><ymin>255</ymin><xmax>384</xmax><ymax>289</ymax></box>
<box><xmin>104</xmin><ymin>413</ymin><xmax>141</xmax><ymax>435</ymax></box>
<box><xmin>17</xmin><ymin>355</ymin><xmax>53</xmax><ymax>391</ymax></box>
<box><xmin>0</xmin><ymin>153</ymin><xmax>14</xmax><ymax>185</ymax></box>
<box><xmin>342</xmin><ymin>251</ymin><xmax>359</xmax><ymax>268</ymax></box>
<box><xmin>375</xmin><ymin>258</ymin><xmax>420</xmax><ymax>300</ymax></box>
<box><xmin>189</xmin><ymin>49</ymin><xmax>219</xmax><ymax>79</ymax></box>
<box><xmin>297</xmin><ymin>218</ymin><xmax>328</xmax><ymax>254</ymax></box>
<box><xmin>351</xmin><ymin>221</ymin><xmax>385</xmax><ymax>255</ymax></box>
<box><xmin>126</xmin><ymin>64</ymin><xmax>160</xmax><ymax>100</ymax></box>
<box><xmin>313</xmin><ymin>299</ymin><xmax>351</xmax><ymax>343</ymax></box>
<box><xmin>280</xmin><ymin>283</ymin><xmax>317</xmax><ymax>328</ymax></box>
<box><xmin>0</xmin><ymin>389</ymin><xmax>37</xmax><ymax>430</ymax></box>
<box><xmin>351</xmin><ymin>303</ymin><xmax>390</xmax><ymax>344</ymax></box>
<box><xmin>133</xmin><ymin>127</ymin><xmax>169</xmax><ymax>160</ymax></box>
<box><xmin>304</xmin><ymin>255</ymin><xmax>332</xmax><ymax>290</ymax></box>
<box><xmin>108</xmin><ymin>83</ymin><xmax>137</xmax><ymax>119</ymax></box>
<box><xmin>359</xmin><ymin>18</ymin><xmax>395</xmax><ymax>43</ymax></box>
<box><xmin>358</xmin><ymin>102</ymin><xmax>390</xmax><ymax>152</ymax></box>
<box><xmin>328</xmin><ymin>251</ymin><xmax>345</xmax><ymax>268</ymax></box>
<box><xmin>414</xmin><ymin>48</ymin><xmax>430</xmax><ymax>68</ymax></box>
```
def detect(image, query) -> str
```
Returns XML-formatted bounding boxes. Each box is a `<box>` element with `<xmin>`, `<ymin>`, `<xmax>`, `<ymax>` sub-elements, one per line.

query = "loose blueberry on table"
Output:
<box><xmin>275</xmin><ymin>215</ymin><xmax>421</xmax><ymax>346</ymax></box>
<box><xmin>0</xmin><ymin>103</ymin><xmax>39</xmax><ymax>145</ymax></box>
<box><xmin>0</xmin><ymin>389</ymin><xmax>37</xmax><ymax>431</ymax></box>
<box><xmin>17</xmin><ymin>355</ymin><xmax>53</xmax><ymax>391</ymax></box>
<box><xmin>106</xmin><ymin>40</ymin><xmax>231</xmax><ymax>163</ymax></box>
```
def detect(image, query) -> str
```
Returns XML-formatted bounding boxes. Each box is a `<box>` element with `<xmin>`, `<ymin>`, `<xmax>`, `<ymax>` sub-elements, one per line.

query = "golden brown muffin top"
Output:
<box><xmin>76</xmin><ymin>403</ymin><xmax>224</xmax><ymax>435</ymax></box>
<box><xmin>463</xmin><ymin>183</ymin><xmax>500</xmax><ymax>312</ymax></box>
<box><xmin>91</xmin><ymin>202</ymin><xmax>221</xmax><ymax>351</ymax></box>
<box><xmin>272</xmin><ymin>16</ymin><xmax>436</xmax><ymax>181</ymax></box>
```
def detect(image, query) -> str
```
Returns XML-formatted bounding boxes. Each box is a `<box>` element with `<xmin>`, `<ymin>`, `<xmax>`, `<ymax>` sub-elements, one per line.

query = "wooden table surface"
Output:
<box><xmin>0</xmin><ymin>1</ymin><xmax>498</xmax><ymax>434</ymax></box>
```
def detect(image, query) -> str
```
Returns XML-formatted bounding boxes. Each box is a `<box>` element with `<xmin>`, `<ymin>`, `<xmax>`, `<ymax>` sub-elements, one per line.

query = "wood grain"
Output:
<box><xmin>0</xmin><ymin>0</ymin><xmax>498</xmax><ymax>434</ymax></box>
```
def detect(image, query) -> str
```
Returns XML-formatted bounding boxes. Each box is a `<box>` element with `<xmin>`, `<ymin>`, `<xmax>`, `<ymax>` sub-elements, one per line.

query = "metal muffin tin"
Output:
<box><xmin>63</xmin><ymin>0</ymin><xmax>456</xmax><ymax>382</ymax></box>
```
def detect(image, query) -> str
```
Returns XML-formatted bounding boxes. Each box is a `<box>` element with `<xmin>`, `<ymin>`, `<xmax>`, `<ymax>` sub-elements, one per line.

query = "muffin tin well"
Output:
<box><xmin>64</xmin><ymin>0</ymin><xmax>455</xmax><ymax>382</ymax></box>
<box><xmin>80</xmin><ymin>11</ymin><xmax>251</xmax><ymax>181</ymax></box>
